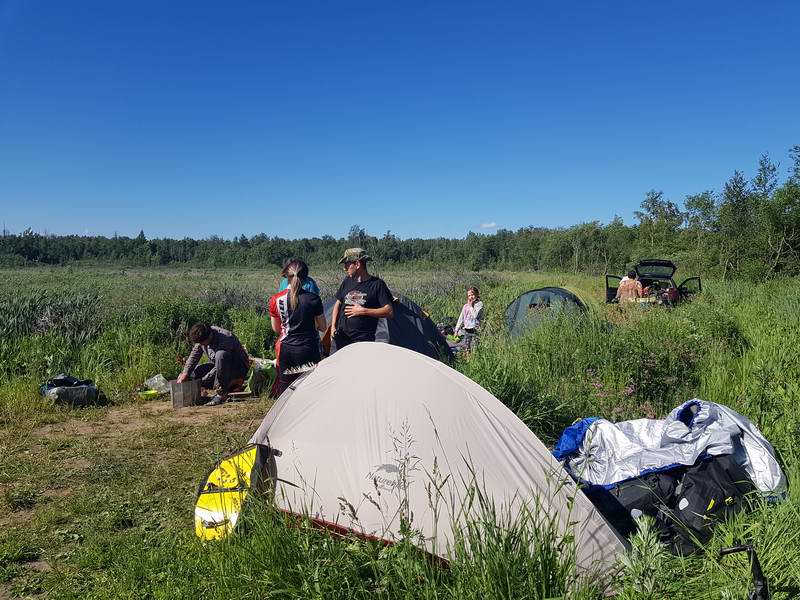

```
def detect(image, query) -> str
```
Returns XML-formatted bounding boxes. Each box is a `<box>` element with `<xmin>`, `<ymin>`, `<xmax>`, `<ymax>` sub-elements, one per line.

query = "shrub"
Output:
<box><xmin>134</xmin><ymin>299</ymin><xmax>229</xmax><ymax>345</ymax></box>
<box><xmin>0</xmin><ymin>291</ymin><xmax>105</xmax><ymax>342</ymax></box>
<box><xmin>228</xmin><ymin>308</ymin><xmax>275</xmax><ymax>358</ymax></box>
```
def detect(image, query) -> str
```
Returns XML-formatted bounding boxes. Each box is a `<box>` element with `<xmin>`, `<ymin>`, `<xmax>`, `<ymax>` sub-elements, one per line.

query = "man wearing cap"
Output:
<box><xmin>331</xmin><ymin>248</ymin><xmax>394</xmax><ymax>351</ymax></box>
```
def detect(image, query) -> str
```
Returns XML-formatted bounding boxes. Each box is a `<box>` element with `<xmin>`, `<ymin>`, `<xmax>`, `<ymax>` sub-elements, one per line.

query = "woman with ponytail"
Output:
<box><xmin>268</xmin><ymin>260</ymin><xmax>326</xmax><ymax>395</ymax></box>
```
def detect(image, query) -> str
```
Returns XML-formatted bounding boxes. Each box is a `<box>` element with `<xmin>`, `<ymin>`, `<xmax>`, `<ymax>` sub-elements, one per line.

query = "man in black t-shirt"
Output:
<box><xmin>331</xmin><ymin>248</ymin><xmax>394</xmax><ymax>351</ymax></box>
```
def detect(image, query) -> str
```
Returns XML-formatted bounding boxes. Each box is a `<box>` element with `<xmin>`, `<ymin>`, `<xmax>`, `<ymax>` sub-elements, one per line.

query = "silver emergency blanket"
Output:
<box><xmin>562</xmin><ymin>399</ymin><xmax>786</xmax><ymax>499</ymax></box>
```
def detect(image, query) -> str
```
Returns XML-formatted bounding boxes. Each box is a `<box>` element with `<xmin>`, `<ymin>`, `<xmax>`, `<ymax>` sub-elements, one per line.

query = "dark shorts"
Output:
<box><xmin>332</xmin><ymin>330</ymin><xmax>375</xmax><ymax>353</ymax></box>
<box><xmin>273</xmin><ymin>343</ymin><xmax>321</xmax><ymax>397</ymax></box>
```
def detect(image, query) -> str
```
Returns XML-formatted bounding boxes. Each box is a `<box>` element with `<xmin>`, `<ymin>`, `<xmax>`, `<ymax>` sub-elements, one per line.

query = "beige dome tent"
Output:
<box><xmin>196</xmin><ymin>342</ymin><xmax>625</xmax><ymax>573</ymax></box>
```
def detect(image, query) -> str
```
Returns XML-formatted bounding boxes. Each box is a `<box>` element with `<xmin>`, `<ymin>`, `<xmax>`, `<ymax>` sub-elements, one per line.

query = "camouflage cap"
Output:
<box><xmin>338</xmin><ymin>247</ymin><xmax>371</xmax><ymax>264</ymax></box>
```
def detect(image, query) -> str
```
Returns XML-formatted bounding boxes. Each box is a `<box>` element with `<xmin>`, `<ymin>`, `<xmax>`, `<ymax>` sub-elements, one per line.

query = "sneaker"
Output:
<box><xmin>206</xmin><ymin>394</ymin><xmax>226</xmax><ymax>406</ymax></box>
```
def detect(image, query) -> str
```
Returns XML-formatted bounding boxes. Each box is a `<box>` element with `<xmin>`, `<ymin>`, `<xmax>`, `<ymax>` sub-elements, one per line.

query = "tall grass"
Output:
<box><xmin>42</xmin><ymin>495</ymin><xmax>599</xmax><ymax>600</ymax></box>
<box><xmin>1</xmin><ymin>267</ymin><xmax>798</xmax><ymax>598</ymax></box>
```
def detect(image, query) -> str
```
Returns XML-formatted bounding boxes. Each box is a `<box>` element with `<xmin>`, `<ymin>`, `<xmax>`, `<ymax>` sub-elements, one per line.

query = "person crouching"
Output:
<box><xmin>177</xmin><ymin>323</ymin><xmax>251</xmax><ymax>406</ymax></box>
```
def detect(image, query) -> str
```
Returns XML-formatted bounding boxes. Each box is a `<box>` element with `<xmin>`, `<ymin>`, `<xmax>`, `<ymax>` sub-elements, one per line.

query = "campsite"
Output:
<box><xmin>3</xmin><ymin>4</ymin><xmax>800</xmax><ymax>597</ymax></box>
<box><xmin>0</xmin><ymin>266</ymin><xmax>798</xmax><ymax>599</ymax></box>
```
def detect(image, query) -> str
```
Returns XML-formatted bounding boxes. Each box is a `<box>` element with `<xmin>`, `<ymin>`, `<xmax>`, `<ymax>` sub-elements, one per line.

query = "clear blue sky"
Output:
<box><xmin>1</xmin><ymin>1</ymin><xmax>799</xmax><ymax>240</ymax></box>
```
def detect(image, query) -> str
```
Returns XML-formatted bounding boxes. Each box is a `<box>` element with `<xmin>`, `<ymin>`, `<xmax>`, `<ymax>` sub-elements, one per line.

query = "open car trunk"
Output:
<box><xmin>634</xmin><ymin>259</ymin><xmax>677</xmax><ymax>279</ymax></box>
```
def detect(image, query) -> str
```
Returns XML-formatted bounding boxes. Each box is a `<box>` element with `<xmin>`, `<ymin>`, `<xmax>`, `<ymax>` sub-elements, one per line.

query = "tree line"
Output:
<box><xmin>2</xmin><ymin>147</ymin><xmax>799</xmax><ymax>280</ymax></box>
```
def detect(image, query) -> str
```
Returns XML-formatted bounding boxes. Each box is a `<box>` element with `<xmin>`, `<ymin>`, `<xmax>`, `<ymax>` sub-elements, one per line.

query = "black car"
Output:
<box><xmin>606</xmin><ymin>259</ymin><xmax>701</xmax><ymax>305</ymax></box>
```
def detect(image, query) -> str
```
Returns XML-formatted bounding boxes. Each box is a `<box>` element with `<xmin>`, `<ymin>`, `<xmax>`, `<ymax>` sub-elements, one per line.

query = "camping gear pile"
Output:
<box><xmin>39</xmin><ymin>374</ymin><xmax>107</xmax><ymax>407</ymax></box>
<box><xmin>553</xmin><ymin>399</ymin><xmax>786</xmax><ymax>554</ymax></box>
<box><xmin>195</xmin><ymin>343</ymin><xmax>625</xmax><ymax>571</ymax></box>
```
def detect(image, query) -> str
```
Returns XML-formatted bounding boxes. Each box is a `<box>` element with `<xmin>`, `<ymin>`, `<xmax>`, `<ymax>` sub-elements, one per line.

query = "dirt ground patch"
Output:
<box><xmin>42</xmin><ymin>487</ymin><xmax>72</xmax><ymax>499</ymax></box>
<box><xmin>15</xmin><ymin>398</ymin><xmax>260</xmax><ymax>516</ymax></box>
<box><xmin>32</xmin><ymin>399</ymin><xmax>259</xmax><ymax>442</ymax></box>
<box><xmin>28</xmin><ymin>560</ymin><xmax>52</xmax><ymax>573</ymax></box>
<box><xmin>62</xmin><ymin>457</ymin><xmax>92</xmax><ymax>470</ymax></box>
<box><xmin>0</xmin><ymin>507</ymin><xmax>35</xmax><ymax>528</ymax></box>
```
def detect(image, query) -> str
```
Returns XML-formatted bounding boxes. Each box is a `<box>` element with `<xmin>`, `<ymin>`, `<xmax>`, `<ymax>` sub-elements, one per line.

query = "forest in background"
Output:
<box><xmin>3</xmin><ymin>147</ymin><xmax>799</xmax><ymax>280</ymax></box>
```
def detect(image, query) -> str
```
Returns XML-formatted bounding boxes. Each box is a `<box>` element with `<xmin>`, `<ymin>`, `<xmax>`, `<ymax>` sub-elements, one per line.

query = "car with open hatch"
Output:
<box><xmin>606</xmin><ymin>259</ymin><xmax>701</xmax><ymax>306</ymax></box>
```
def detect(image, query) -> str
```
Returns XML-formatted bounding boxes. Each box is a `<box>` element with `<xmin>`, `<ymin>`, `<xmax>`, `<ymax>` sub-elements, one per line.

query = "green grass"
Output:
<box><xmin>0</xmin><ymin>266</ymin><xmax>798</xmax><ymax>599</ymax></box>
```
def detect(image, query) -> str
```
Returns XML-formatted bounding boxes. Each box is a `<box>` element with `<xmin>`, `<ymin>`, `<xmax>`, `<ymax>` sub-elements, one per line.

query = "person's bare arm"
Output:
<box><xmin>270</xmin><ymin>315</ymin><xmax>281</xmax><ymax>333</ymax></box>
<box><xmin>315</xmin><ymin>314</ymin><xmax>327</xmax><ymax>332</ymax></box>
<box><xmin>331</xmin><ymin>300</ymin><xmax>341</xmax><ymax>336</ymax></box>
<box><xmin>344</xmin><ymin>303</ymin><xmax>393</xmax><ymax>319</ymax></box>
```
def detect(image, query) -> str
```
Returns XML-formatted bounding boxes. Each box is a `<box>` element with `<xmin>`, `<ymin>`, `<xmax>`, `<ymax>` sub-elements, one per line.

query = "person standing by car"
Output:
<box><xmin>177</xmin><ymin>323</ymin><xmax>251</xmax><ymax>406</ymax></box>
<box><xmin>269</xmin><ymin>259</ymin><xmax>326</xmax><ymax>396</ymax></box>
<box><xmin>454</xmin><ymin>286</ymin><xmax>484</xmax><ymax>351</ymax></box>
<box><xmin>616</xmin><ymin>270</ymin><xmax>643</xmax><ymax>303</ymax></box>
<box><xmin>330</xmin><ymin>248</ymin><xmax>394</xmax><ymax>351</ymax></box>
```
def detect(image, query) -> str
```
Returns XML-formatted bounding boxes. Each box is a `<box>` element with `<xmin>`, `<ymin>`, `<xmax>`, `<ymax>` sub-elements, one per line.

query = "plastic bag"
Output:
<box><xmin>144</xmin><ymin>374</ymin><xmax>170</xmax><ymax>394</ymax></box>
<box><xmin>46</xmin><ymin>385</ymin><xmax>101</xmax><ymax>407</ymax></box>
<box><xmin>248</xmin><ymin>359</ymin><xmax>276</xmax><ymax>396</ymax></box>
<box><xmin>40</xmin><ymin>373</ymin><xmax>106</xmax><ymax>408</ymax></box>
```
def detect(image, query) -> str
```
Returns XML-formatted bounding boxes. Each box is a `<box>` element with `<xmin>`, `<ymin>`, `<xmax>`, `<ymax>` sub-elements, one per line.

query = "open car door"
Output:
<box><xmin>605</xmin><ymin>275</ymin><xmax>622</xmax><ymax>303</ymax></box>
<box><xmin>678</xmin><ymin>277</ymin><xmax>702</xmax><ymax>299</ymax></box>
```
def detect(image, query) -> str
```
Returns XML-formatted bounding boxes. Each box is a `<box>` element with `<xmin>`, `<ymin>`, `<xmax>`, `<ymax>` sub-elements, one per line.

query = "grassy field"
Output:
<box><xmin>0</xmin><ymin>266</ymin><xmax>798</xmax><ymax>599</ymax></box>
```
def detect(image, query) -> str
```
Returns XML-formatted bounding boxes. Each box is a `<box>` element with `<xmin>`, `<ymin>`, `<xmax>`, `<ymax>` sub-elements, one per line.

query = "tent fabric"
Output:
<box><xmin>249</xmin><ymin>342</ymin><xmax>626</xmax><ymax>572</ymax></box>
<box><xmin>505</xmin><ymin>287</ymin><xmax>586</xmax><ymax>337</ymax></box>
<box><xmin>195</xmin><ymin>445</ymin><xmax>265</xmax><ymax>541</ymax></box>
<box><xmin>323</xmin><ymin>295</ymin><xmax>453</xmax><ymax>362</ymax></box>
<box><xmin>555</xmin><ymin>399</ymin><xmax>786</xmax><ymax>499</ymax></box>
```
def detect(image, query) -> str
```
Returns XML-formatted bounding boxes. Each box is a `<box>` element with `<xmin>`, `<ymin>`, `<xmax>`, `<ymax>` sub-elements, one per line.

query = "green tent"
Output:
<box><xmin>505</xmin><ymin>287</ymin><xmax>586</xmax><ymax>337</ymax></box>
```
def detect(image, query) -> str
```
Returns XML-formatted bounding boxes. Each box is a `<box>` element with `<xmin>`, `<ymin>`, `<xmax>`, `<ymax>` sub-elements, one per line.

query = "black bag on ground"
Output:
<box><xmin>39</xmin><ymin>374</ymin><xmax>107</xmax><ymax>408</ymax></box>
<box><xmin>584</xmin><ymin>470</ymin><xmax>680</xmax><ymax>539</ymax></box>
<box><xmin>668</xmin><ymin>454</ymin><xmax>756</xmax><ymax>555</ymax></box>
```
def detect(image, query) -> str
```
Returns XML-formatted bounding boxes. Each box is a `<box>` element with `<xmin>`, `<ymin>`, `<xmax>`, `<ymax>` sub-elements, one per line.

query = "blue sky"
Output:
<box><xmin>1</xmin><ymin>1</ymin><xmax>799</xmax><ymax>240</ymax></box>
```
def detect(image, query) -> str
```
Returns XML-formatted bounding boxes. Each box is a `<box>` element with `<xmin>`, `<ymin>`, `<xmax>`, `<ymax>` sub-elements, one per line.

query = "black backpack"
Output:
<box><xmin>668</xmin><ymin>454</ymin><xmax>755</xmax><ymax>554</ymax></box>
<box><xmin>584</xmin><ymin>470</ymin><xmax>681</xmax><ymax>539</ymax></box>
